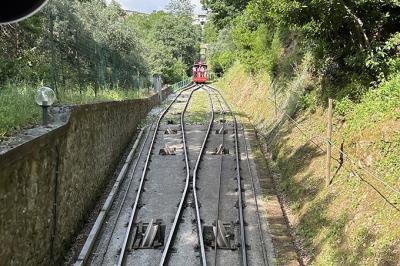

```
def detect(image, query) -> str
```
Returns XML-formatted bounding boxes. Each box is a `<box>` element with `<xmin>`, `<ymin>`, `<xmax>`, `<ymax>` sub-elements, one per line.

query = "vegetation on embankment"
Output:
<box><xmin>203</xmin><ymin>0</ymin><xmax>400</xmax><ymax>264</ymax></box>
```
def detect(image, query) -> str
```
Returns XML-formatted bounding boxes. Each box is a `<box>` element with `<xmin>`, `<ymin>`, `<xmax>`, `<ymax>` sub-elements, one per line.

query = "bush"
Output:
<box><xmin>345</xmin><ymin>74</ymin><xmax>400</xmax><ymax>134</ymax></box>
<box><xmin>335</xmin><ymin>96</ymin><xmax>355</xmax><ymax>117</ymax></box>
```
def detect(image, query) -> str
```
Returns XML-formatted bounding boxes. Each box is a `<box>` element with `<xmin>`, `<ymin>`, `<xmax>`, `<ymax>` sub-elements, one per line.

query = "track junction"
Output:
<box><xmin>74</xmin><ymin>84</ymin><xmax>274</xmax><ymax>266</ymax></box>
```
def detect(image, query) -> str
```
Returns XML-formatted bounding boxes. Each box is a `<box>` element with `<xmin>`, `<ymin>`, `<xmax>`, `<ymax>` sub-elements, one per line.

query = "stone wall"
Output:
<box><xmin>0</xmin><ymin>87</ymin><xmax>172</xmax><ymax>266</ymax></box>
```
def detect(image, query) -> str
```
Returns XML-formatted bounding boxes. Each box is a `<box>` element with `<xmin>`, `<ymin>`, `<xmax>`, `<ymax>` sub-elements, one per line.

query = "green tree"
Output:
<box><xmin>202</xmin><ymin>0</ymin><xmax>250</xmax><ymax>28</ymax></box>
<box><xmin>166</xmin><ymin>0</ymin><xmax>195</xmax><ymax>17</ymax></box>
<box><xmin>126</xmin><ymin>9</ymin><xmax>200</xmax><ymax>84</ymax></box>
<box><xmin>205</xmin><ymin>0</ymin><xmax>400</xmax><ymax>82</ymax></box>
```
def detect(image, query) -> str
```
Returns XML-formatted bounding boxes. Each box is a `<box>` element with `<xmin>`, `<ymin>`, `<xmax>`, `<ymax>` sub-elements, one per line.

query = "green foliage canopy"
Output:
<box><xmin>204</xmin><ymin>0</ymin><xmax>400</xmax><ymax>84</ymax></box>
<box><xmin>126</xmin><ymin>8</ymin><xmax>200</xmax><ymax>84</ymax></box>
<box><xmin>0</xmin><ymin>0</ymin><xmax>200</xmax><ymax>93</ymax></box>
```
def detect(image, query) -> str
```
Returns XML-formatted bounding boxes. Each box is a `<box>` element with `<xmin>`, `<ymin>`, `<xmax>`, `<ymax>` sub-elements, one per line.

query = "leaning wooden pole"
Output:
<box><xmin>326</xmin><ymin>98</ymin><xmax>333</xmax><ymax>186</ymax></box>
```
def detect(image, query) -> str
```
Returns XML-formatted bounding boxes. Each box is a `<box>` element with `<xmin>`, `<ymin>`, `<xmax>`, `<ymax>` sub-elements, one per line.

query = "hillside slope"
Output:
<box><xmin>216</xmin><ymin>64</ymin><xmax>400</xmax><ymax>265</ymax></box>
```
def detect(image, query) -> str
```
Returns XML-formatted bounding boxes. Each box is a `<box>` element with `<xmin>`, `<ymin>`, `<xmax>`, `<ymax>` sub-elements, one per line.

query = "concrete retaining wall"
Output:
<box><xmin>0</xmin><ymin>87</ymin><xmax>172</xmax><ymax>265</ymax></box>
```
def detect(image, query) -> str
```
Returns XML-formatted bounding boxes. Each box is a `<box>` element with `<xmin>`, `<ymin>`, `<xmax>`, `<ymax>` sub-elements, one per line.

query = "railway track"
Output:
<box><xmin>205</xmin><ymin>84</ymin><xmax>271</xmax><ymax>266</ymax></box>
<box><xmin>201</xmin><ymin>86</ymin><xmax>247</xmax><ymax>266</ymax></box>
<box><xmin>75</xmin><ymin>84</ymin><xmax>273</xmax><ymax>266</ymax></box>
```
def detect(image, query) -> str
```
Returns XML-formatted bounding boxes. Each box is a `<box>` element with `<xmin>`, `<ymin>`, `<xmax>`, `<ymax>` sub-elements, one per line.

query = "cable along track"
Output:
<box><xmin>193</xmin><ymin>88</ymin><xmax>235</xmax><ymax>266</ymax></box>
<box><xmin>203</xmin><ymin>85</ymin><xmax>247</xmax><ymax>266</ymax></box>
<box><xmin>211</xmin><ymin>89</ymin><xmax>226</xmax><ymax>266</ymax></box>
<box><xmin>209</xmin><ymin>89</ymin><xmax>242</xmax><ymax>265</ymax></box>
<box><xmin>160</xmin><ymin>86</ymin><xmax>215</xmax><ymax>265</ymax></box>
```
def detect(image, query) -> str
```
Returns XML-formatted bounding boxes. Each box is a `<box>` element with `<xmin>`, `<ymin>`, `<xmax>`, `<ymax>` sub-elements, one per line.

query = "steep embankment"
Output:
<box><xmin>216</xmin><ymin>64</ymin><xmax>400</xmax><ymax>265</ymax></box>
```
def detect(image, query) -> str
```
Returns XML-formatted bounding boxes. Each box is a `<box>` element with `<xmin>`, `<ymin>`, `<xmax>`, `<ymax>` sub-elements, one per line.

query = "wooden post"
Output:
<box><xmin>326</xmin><ymin>98</ymin><xmax>333</xmax><ymax>186</ymax></box>
<box><xmin>273</xmin><ymin>81</ymin><xmax>277</xmax><ymax>119</ymax></box>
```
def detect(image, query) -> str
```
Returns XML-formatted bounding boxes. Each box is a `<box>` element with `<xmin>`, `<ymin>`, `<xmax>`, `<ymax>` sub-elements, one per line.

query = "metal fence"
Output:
<box><xmin>171</xmin><ymin>77</ymin><xmax>193</xmax><ymax>92</ymax></box>
<box><xmin>208</xmin><ymin>72</ymin><xmax>218</xmax><ymax>82</ymax></box>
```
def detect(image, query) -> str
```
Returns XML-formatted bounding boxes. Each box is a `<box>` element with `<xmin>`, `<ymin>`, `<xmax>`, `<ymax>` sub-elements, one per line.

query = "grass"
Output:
<box><xmin>216</xmin><ymin>62</ymin><xmax>400</xmax><ymax>265</ymax></box>
<box><xmin>185</xmin><ymin>89</ymin><xmax>212</xmax><ymax>124</ymax></box>
<box><xmin>0</xmin><ymin>85</ymin><xmax>40</xmax><ymax>139</ymax></box>
<box><xmin>58</xmin><ymin>87</ymin><xmax>151</xmax><ymax>104</ymax></box>
<box><xmin>0</xmin><ymin>84</ymin><xmax>152</xmax><ymax>140</ymax></box>
<box><xmin>344</xmin><ymin>75</ymin><xmax>400</xmax><ymax>134</ymax></box>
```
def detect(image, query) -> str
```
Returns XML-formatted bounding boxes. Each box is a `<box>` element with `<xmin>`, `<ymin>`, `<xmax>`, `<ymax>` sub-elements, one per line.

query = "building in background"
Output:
<box><xmin>192</xmin><ymin>12</ymin><xmax>208</xmax><ymax>26</ymax></box>
<box><xmin>198</xmin><ymin>14</ymin><xmax>207</xmax><ymax>25</ymax></box>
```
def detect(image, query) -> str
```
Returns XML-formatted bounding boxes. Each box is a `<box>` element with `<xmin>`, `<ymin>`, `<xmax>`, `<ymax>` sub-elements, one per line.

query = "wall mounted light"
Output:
<box><xmin>35</xmin><ymin>87</ymin><xmax>56</xmax><ymax>126</ymax></box>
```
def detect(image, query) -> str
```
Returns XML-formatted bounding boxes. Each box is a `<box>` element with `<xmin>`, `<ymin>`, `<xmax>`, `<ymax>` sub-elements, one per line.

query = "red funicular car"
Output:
<box><xmin>192</xmin><ymin>61</ymin><xmax>208</xmax><ymax>83</ymax></box>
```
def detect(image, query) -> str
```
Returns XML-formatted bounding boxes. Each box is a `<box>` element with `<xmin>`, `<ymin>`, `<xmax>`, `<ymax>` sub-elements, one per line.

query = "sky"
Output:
<box><xmin>115</xmin><ymin>0</ymin><xmax>203</xmax><ymax>14</ymax></box>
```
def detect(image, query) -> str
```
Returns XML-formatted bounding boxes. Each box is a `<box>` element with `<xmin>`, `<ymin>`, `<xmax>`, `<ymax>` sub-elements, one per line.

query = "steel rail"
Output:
<box><xmin>211</xmin><ymin>90</ymin><xmax>225</xmax><ymax>266</ymax></box>
<box><xmin>241</xmin><ymin>126</ymin><xmax>270</xmax><ymax>266</ymax></box>
<box><xmin>192</xmin><ymin>86</ymin><xmax>215</xmax><ymax>266</ymax></box>
<box><xmin>159</xmin><ymin>86</ymin><xmax>200</xmax><ymax>265</ymax></box>
<box><xmin>117</xmin><ymin>83</ymin><xmax>198</xmax><ymax>266</ymax></box>
<box><xmin>97</xmin><ymin>125</ymin><xmax>153</xmax><ymax>265</ymax></box>
<box><xmin>205</xmin><ymin>84</ymin><xmax>247</xmax><ymax>266</ymax></box>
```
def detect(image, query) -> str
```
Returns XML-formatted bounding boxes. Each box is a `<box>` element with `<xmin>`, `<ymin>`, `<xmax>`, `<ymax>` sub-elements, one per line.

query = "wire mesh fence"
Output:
<box><xmin>262</xmin><ymin>82</ymin><xmax>400</xmax><ymax>208</ymax></box>
<box><xmin>171</xmin><ymin>77</ymin><xmax>192</xmax><ymax>91</ymax></box>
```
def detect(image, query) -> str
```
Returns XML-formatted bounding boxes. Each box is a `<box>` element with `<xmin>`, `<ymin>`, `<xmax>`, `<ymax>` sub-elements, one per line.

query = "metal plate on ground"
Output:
<box><xmin>164</xmin><ymin>127</ymin><xmax>178</xmax><ymax>134</ymax></box>
<box><xmin>215</xmin><ymin>126</ymin><xmax>228</xmax><ymax>135</ymax></box>
<box><xmin>159</xmin><ymin>144</ymin><xmax>176</xmax><ymax>155</ymax></box>
<box><xmin>212</xmin><ymin>144</ymin><xmax>229</xmax><ymax>155</ymax></box>
<box><xmin>130</xmin><ymin>219</ymin><xmax>165</xmax><ymax>250</ymax></box>
<box><xmin>203</xmin><ymin>221</ymin><xmax>236</xmax><ymax>250</ymax></box>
